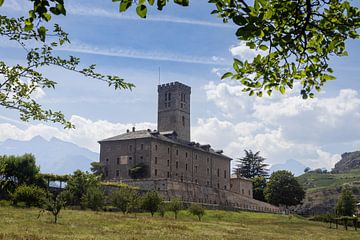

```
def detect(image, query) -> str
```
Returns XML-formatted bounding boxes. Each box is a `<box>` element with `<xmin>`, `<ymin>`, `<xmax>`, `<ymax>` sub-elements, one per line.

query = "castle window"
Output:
<box><xmin>167</xmin><ymin>172</ymin><xmax>170</xmax><ymax>178</ymax></box>
<box><xmin>186</xmin><ymin>152</ymin><xmax>188</xmax><ymax>158</ymax></box>
<box><xmin>224</xmin><ymin>170</ymin><xmax>227</xmax><ymax>178</ymax></box>
<box><xmin>155</xmin><ymin>169</ymin><xmax>158</xmax><ymax>176</ymax></box>
<box><xmin>217</xmin><ymin>168</ymin><xmax>220</xmax><ymax>177</ymax></box>
<box><xmin>116</xmin><ymin>170</ymin><xmax>120</xmax><ymax>177</ymax></box>
<box><xmin>168</xmin><ymin>92</ymin><xmax>171</xmax><ymax>100</ymax></box>
<box><xmin>106</xmin><ymin>158</ymin><xmax>109</xmax><ymax>162</ymax></box>
<box><xmin>155</xmin><ymin>145</ymin><xmax>158</xmax><ymax>151</ymax></box>
<box><xmin>155</xmin><ymin>157</ymin><xmax>158</xmax><ymax>164</ymax></box>
<box><xmin>207</xmin><ymin>181</ymin><xmax>209</xmax><ymax>186</ymax></box>
<box><xmin>224</xmin><ymin>185</ymin><xmax>227</xmax><ymax>190</ymax></box>
<box><xmin>195</xmin><ymin>166</ymin><xmax>198</xmax><ymax>172</ymax></box>
<box><xmin>129</xmin><ymin>157</ymin><xmax>132</xmax><ymax>161</ymax></box>
<box><xmin>129</xmin><ymin>145</ymin><xmax>133</xmax><ymax>152</ymax></box>
<box><xmin>176</xmin><ymin>161</ymin><xmax>179</xmax><ymax>169</ymax></box>
<box><xmin>168</xmin><ymin>148</ymin><xmax>170</xmax><ymax>154</ymax></box>
<box><xmin>117</xmin><ymin>158</ymin><xmax>120</xmax><ymax>165</ymax></box>
<box><xmin>185</xmin><ymin>164</ymin><xmax>188</xmax><ymax>171</ymax></box>
<box><xmin>176</xmin><ymin>149</ymin><xmax>178</xmax><ymax>155</ymax></box>
<box><xmin>195</xmin><ymin>154</ymin><xmax>197</xmax><ymax>160</ymax></box>
<box><xmin>207</xmin><ymin>168</ymin><xmax>210</xmax><ymax>175</ymax></box>
<box><xmin>140</xmin><ymin>156</ymin><xmax>143</xmax><ymax>160</ymax></box>
<box><xmin>242</xmin><ymin>189</ymin><xmax>244</xmax><ymax>195</ymax></box>
<box><xmin>105</xmin><ymin>169</ymin><xmax>108</xmax><ymax>177</ymax></box>
<box><xmin>165</xmin><ymin>93</ymin><xmax>168</xmax><ymax>101</ymax></box>
<box><xmin>195</xmin><ymin>179</ymin><xmax>198</xmax><ymax>184</ymax></box>
<box><xmin>167</xmin><ymin>160</ymin><xmax>170</xmax><ymax>166</ymax></box>
<box><xmin>230</xmin><ymin>184</ymin><xmax>233</xmax><ymax>188</ymax></box>
<box><xmin>141</xmin><ymin>144</ymin><xmax>143</xmax><ymax>150</ymax></box>
<box><xmin>207</xmin><ymin>158</ymin><xmax>209</xmax><ymax>164</ymax></box>
<box><xmin>182</xmin><ymin>116</ymin><xmax>185</xmax><ymax>126</ymax></box>
<box><xmin>181</xmin><ymin>103</ymin><xmax>183</xmax><ymax>108</ymax></box>
<box><xmin>217</xmin><ymin>183</ymin><xmax>220</xmax><ymax>189</ymax></box>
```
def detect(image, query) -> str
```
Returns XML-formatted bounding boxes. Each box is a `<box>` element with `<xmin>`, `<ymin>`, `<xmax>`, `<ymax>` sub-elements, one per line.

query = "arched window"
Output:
<box><xmin>182</xmin><ymin>116</ymin><xmax>185</xmax><ymax>126</ymax></box>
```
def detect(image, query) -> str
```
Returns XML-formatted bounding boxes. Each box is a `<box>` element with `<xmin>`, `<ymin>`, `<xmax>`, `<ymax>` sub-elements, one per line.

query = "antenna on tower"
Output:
<box><xmin>158</xmin><ymin>67</ymin><xmax>161</xmax><ymax>85</ymax></box>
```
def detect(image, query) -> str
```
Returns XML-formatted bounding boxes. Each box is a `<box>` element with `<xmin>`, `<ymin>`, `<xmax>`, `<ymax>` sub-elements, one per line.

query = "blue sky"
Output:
<box><xmin>1</xmin><ymin>0</ymin><xmax>360</xmax><ymax>170</ymax></box>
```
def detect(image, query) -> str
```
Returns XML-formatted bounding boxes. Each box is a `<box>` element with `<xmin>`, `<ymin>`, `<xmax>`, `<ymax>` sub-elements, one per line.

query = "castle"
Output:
<box><xmin>99</xmin><ymin>82</ymin><xmax>279</xmax><ymax>212</ymax></box>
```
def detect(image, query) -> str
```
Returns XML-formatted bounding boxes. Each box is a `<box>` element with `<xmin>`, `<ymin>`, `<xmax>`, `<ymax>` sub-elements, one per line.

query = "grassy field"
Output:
<box><xmin>0</xmin><ymin>206</ymin><xmax>359</xmax><ymax>240</ymax></box>
<box><xmin>297</xmin><ymin>169</ymin><xmax>360</xmax><ymax>191</ymax></box>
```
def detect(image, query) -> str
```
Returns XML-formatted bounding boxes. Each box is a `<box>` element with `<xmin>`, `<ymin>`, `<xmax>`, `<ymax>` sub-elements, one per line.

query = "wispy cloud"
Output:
<box><xmin>59</xmin><ymin>41</ymin><xmax>230</xmax><ymax>65</ymax></box>
<box><xmin>68</xmin><ymin>4</ymin><xmax>232</xmax><ymax>29</ymax></box>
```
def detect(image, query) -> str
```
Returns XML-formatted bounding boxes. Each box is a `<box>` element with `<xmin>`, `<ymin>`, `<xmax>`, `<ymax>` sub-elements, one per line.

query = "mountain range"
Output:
<box><xmin>0</xmin><ymin>136</ymin><xmax>99</xmax><ymax>174</ymax></box>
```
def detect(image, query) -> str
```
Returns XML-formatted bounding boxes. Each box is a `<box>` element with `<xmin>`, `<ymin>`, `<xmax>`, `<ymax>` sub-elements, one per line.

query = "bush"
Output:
<box><xmin>167</xmin><ymin>198</ymin><xmax>182</xmax><ymax>219</ymax></box>
<box><xmin>158</xmin><ymin>202</ymin><xmax>166</xmax><ymax>217</ymax></box>
<box><xmin>11</xmin><ymin>184</ymin><xmax>46</xmax><ymax>207</ymax></box>
<box><xmin>80</xmin><ymin>187</ymin><xmax>104</xmax><ymax>211</ymax></box>
<box><xmin>188</xmin><ymin>203</ymin><xmax>205</xmax><ymax>221</ymax></box>
<box><xmin>112</xmin><ymin>187</ymin><xmax>139</xmax><ymax>214</ymax></box>
<box><xmin>141</xmin><ymin>191</ymin><xmax>162</xmax><ymax>216</ymax></box>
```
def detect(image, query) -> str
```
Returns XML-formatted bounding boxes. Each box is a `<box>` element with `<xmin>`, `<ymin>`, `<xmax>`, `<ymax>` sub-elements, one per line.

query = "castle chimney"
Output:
<box><xmin>126</xmin><ymin>129</ymin><xmax>130</xmax><ymax>133</ymax></box>
<box><xmin>132</xmin><ymin>126</ymin><xmax>135</xmax><ymax>132</ymax></box>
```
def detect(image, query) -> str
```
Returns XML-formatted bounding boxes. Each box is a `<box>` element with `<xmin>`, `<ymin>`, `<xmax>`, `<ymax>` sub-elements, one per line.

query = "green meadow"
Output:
<box><xmin>0</xmin><ymin>206</ymin><xmax>358</xmax><ymax>240</ymax></box>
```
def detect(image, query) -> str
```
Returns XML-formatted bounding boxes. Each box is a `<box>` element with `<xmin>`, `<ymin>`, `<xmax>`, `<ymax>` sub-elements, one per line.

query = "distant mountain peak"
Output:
<box><xmin>0</xmin><ymin>137</ymin><xmax>99</xmax><ymax>174</ymax></box>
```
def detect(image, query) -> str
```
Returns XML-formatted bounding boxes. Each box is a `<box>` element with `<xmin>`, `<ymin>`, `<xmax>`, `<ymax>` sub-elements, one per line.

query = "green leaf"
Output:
<box><xmin>120</xmin><ymin>0</ymin><xmax>132</xmax><ymax>12</ymax></box>
<box><xmin>0</xmin><ymin>0</ymin><xmax>4</xmax><ymax>7</ymax></box>
<box><xmin>279</xmin><ymin>86</ymin><xmax>285</xmax><ymax>94</ymax></box>
<box><xmin>174</xmin><ymin>0</ymin><xmax>189</xmax><ymax>7</ymax></box>
<box><xmin>43</xmin><ymin>13</ymin><xmax>52</xmax><ymax>21</ymax></box>
<box><xmin>136</xmin><ymin>4</ymin><xmax>147</xmax><ymax>18</ymax></box>
<box><xmin>259</xmin><ymin>45</ymin><xmax>268</xmax><ymax>51</ymax></box>
<box><xmin>221</xmin><ymin>72</ymin><xmax>233</xmax><ymax>80</ymax></box>
<box><xmin>148</xmin><ymin>0</ymin><xmax>155</xmax><ymax>5</ymax></box>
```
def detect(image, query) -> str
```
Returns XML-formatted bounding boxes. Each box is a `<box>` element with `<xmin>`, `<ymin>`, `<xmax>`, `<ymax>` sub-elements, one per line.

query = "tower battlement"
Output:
<box><xmin>157</xmin><ymin>81</ymin><xmax>191</xmax><ymax>141</ymax></box>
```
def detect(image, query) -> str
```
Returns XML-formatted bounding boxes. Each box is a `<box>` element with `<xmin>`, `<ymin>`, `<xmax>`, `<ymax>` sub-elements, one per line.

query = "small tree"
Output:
<box><xmin>80</xmin><ymin>187</ymin><xmax>104</xmax><ymax>211</ymax></box>
<box><xmin>64</xmin><ymin>170</ymin><xmax>100</xmax><ymax>207</ymax></box>
<box><xmin>233</xmin><ymin>150</ymin><xmax>269</xmax><ymax>178</ymax></box>
<box><xmin>167</xmin><ymin>198</ymin><xmax>182</xmax><ymax>220</ymax></box>
<box><xmin>336</xmin><ymin>185</ymin><xmax>356</xmax><ymax>216</ymax></box>
<box><xmin>112</xmin><ymin>187</ymin><xmax>138</xmax><ymax>214</ymax></box>
<box><xmin>253</xmin><ymin>176</ymin><xmax>267</xmax><ymax>202</ymax></box>
<box><xmin>40</xmin><ymin>192</ymin><xmax>66</xmax><ymax>224</ymax></box>
<box><xmin>90</xmin><ymin>162</ymin><xmax>105</xmax><ymax>179</ymax></box>
<box><xmin>158</xmin><ymin>202</ymin><xmax>166</xmax><ymax>217</ymax></box>
<box><xmin>142</xmin><ymin>191</ymin><xmax>163</xmax><ymax>217</ymax></box>
<box><xmin>11</xmin><ymin>184</ymin><xmax>46</xmax><ymax>207</ymax></box>
<box><xmin>304</xmin><ymin>167</ymin><xmax>311</xmax><ymax>173</ymax></box>
<box><xmin>188</xmin><ymin>203</ymin><xmax>205</xmax><ymax>221</ymax></box>
<box><xmin>264</xmin><ymin>170</ymin><xmax>305</xmax><ymax>207</ymax></box>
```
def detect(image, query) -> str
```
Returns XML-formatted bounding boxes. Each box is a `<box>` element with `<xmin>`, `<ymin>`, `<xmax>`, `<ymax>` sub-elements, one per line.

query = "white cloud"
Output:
<box><xmin>201</xmin><ymin>80</ymin><xmax>360</xmax><ymax>169</ymax></box>
<box><xmin>229</xmin><ymin>42</ymin><xmax>266</xmax><ymax>61</ymax></box>
<box><xmin>56</xmin><ymin>40</ymin><xmax>230</xmax><ymax>66</ymax></box>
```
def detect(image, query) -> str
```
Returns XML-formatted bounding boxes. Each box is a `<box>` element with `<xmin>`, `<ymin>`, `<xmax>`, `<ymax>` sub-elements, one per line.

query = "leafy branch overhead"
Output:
<box><xmin>113</xmin><ymin>0</ymin><xmax>360</xmax><ymax>99</ymax></box>
<box><xmin>0</xmin><ymin>1</ymin><xmax>134</xmax><ymax>128</ymax></box>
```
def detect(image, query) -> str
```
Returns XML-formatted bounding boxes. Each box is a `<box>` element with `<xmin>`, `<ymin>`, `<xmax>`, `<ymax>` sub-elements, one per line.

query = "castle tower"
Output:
<box><xmin>158</xmin><ymin>82</ymin><xmax>191</xmax><ymax>141</ymax></box>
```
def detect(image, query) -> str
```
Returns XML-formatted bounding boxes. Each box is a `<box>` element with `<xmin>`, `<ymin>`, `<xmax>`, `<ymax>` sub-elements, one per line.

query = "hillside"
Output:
<box><xmin>295</xmin><ymin>169</ymin><xmax>360</xmax><ymax>215</ymax></box>
<box><xmin>0</xmin><ymin>136</ymin><xmax>99</xmax><ymax>174</ymax></box>
<box><xmin>334</xmin><ymin>151</ymin><xmax>360</xmax><ymax>172</ymax></box>
<box><xmin>0</xmin><ymin>206</ymin><xmax>358</xmax><ymax>240</ymax></box>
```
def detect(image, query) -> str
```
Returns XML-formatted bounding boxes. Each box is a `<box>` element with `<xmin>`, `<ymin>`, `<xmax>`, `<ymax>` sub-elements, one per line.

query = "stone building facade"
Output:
<box><xmin>98</xmin><ymin>81</ymin><xmax>279</xmax><ymax>212</ymax></box>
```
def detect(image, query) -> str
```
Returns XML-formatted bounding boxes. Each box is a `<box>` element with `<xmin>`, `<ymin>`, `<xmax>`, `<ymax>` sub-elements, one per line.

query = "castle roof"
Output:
<box><xmin>99</xmin><ymin>129</ymin><xmax>231</xmax><ymax>160</ymax></box>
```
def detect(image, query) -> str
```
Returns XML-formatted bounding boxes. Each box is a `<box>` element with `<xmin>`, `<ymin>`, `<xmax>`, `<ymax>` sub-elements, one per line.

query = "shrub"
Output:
<box><xmin>188</xmin><ymin>203</ymin><xmax>205</xmax><ymax>221</ymax></box>
<box><xmin>112</xmin><ymin>187</ymin><xmax>139</xmax><ymax>214</ymax></box>
<box><xmin>167</xmin><ymin>198</ymin><xmax>182</xmax><ymax>219</ymax></box>
<box><xmin>141</xmin><ymin>191</ymin><xmax>163</xmax><ymax>216</ymax></box>
<box><xmin>158</xmin><ymin>202</ymin><xmax>166</xmax><ymax>217</ymax></box>
<box><xmin>80</xmin><ymin>187</ymin><xmax>104</xmax><ymax>211</ymax></box>
<box><xmin>336</xmin><ymin>185</ymin><xmax>356</xmax><ymax>216</ymax></box>
<box><xmin>11</xmin><ymin>184</ymin><xmax>46</xmax><ymax>207</ymax></box>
